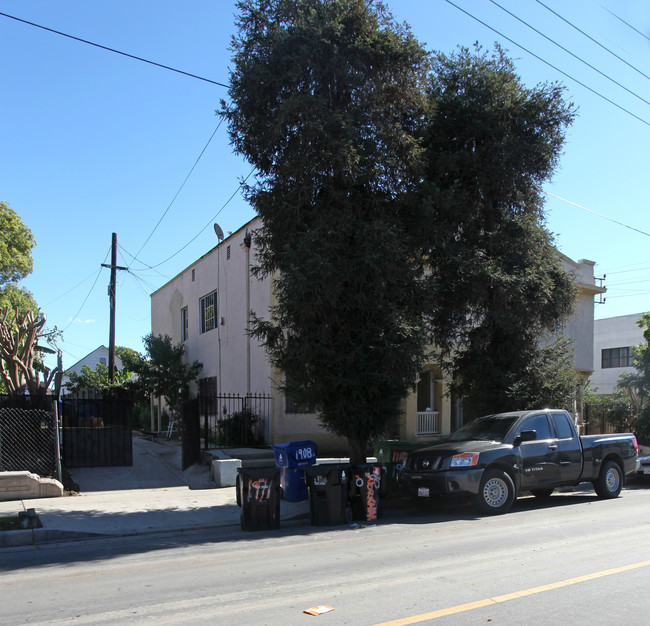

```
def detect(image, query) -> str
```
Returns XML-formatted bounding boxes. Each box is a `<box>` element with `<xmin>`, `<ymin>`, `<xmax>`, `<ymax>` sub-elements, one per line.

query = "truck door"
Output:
<box><xmin>517</xmin><ymin>413</ymin><xmax>560</xmax><ymax>489</ymax></box>
<box><xmin>549</xmin><ymin>411</ymin><xmax>583</xmax><ymax>484</ymax></box>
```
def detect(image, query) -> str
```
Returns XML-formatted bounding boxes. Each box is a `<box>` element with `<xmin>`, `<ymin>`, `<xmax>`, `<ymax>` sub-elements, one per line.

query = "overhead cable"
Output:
<box><xmin>130</xmin><ymin>119</ymin><xmax>224</xmax><ymax>267</ymax></box>
<box><xmin>148</xmin><ymin>167</ymin><xmax>255</xmax><ymax>270</ymax></box>
<box><xmin>489</xmin><ymin>0</ymin><xmax>650</xmax><ymax>109</ymax></box>
<box><xmin>443</xmin><ymin>0</ymin><xmax>650</xmax><ymax>128</ymax></box>
<box><xmin>535</xmin><ymin>0</ymin><xmax>650</xmax><ymax>83</ymax></box>
<box><xmin>545</xmin><ymin>191</ymin><xmax>650</xmax><ymax>238</ymax></box>
<box><xmin>0</xmin><ymin>11</ymin><xmax>229</xmax><ymax>88</ymax></box>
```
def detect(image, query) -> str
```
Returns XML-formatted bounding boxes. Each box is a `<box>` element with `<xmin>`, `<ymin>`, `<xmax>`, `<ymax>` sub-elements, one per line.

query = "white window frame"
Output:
<box><xmin>200</xmin><ymin>291</ymin><xmax>216</xmax><ymax>334</ymax></box>
<box><xmin>181</xmin><ymin>306</ymin><xmax>189</xmax><ymax>342</ymax></box>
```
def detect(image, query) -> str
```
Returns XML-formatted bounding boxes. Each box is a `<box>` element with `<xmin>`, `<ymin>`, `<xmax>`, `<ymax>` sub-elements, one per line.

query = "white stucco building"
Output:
<box><xmin>590</xmin><ymin>312</ymin><xmax>646</xmax><ymax>395</ymax></box>
<box><xmin>150</xmin><ymin>216</ymin><xmax>606</xmax><ymax>451</ymax></box>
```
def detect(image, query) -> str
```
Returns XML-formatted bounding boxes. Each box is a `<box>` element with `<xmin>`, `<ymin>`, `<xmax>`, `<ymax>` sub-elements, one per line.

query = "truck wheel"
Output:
<box><xmin>530</xmin><ymin>488</ymin><xmax>554</xmax><ymax>498</ymax></box>
<box><xmin>474</xmin><ymin>469</ymin><xmax>515</xmax><ymax>515</ymax></box>
<box><xmin>594</xmin><ymin>460</ymin><xmax>623</xmax><ymax>499</ymax></box>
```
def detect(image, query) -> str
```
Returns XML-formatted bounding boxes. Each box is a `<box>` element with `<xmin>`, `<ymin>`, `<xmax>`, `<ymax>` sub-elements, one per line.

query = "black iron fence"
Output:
<box><xmin>583</xmin><ymin>403</ymin><xmax>627</xmax><ymax>435</ymax></box>
<box><xmin>61</xmin><ymin>392</ymin><xmax>133</xmax><ymax>467</ymax></box>
<box><xmin>0</xmin><ymin>394</ymin><xmax>60</xmax><ymax>479</ymax></box>
<box><xmin>200</xmin><ymin>392</ymin><xmax>271</xmax><ymax>448</ymax></box>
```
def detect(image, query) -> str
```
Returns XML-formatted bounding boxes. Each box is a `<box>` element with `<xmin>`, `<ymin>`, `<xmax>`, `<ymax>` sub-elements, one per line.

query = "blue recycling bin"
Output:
<box><xmin>271</xmin><ymin>440</ymin><xmax>318</xmax><ymax>501</ymax></box>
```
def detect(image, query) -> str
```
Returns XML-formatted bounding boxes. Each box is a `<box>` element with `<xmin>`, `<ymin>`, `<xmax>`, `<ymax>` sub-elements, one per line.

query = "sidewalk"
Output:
<box><xmin>0</xmin><ymin>434</ymin><xmax>309</xmax><ymax>548</ymax></box>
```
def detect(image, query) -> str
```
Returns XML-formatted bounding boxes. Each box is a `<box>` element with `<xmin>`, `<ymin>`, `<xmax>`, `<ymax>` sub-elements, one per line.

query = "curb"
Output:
<box><xmin>0</xmin><ymin>509</ymin><xmax>312</xmax><ymax>549</ymax></box>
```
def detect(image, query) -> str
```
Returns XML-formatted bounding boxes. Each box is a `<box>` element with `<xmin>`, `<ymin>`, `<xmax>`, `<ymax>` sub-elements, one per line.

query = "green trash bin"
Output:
<box><xmin>237</xmin><ymin>466</ymin><xmax>281</xmax><ymax>531</ymax></box>
<box><xmin>373</xmin><ymin>440</ymin><xmax>439</xmax><ymax>496</ymax></box>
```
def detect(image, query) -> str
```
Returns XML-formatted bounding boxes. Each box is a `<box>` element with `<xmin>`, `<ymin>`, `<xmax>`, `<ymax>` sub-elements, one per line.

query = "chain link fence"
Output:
<box><xmin>0</xmin><ymin>395</ymin><xmax>60</xmax><ymax>479</ymax></box>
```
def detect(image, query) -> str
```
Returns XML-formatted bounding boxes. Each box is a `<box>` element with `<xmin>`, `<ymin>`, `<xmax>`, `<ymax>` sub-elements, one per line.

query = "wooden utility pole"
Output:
<box><xmin>102</xmin><ymin>233</ymin><xmax>128</xmax><ymax>383</ymax></box>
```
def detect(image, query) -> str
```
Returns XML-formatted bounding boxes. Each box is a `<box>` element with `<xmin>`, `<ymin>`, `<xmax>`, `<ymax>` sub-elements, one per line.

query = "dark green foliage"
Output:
<box><xmin>422</xmin><ymin>45</ymin><xmax>577</xmax><ymax>417</ymax></box>
<box><xmin>217</xmin><ymin>408</ymin><xmax>262</xmax><ymax>446</ymax></box>
<box><xmin>0</xmin><ymin>201</ymin><xmax>35</xmax><ymax>288</ymax></box>
<box><xmin>615</xmin><ymin>312</ymin><xmax>650</xmax><ymax>442</ymax></box>
<box><xmin>224</xmin><ymin>0</ymin><xmax>432</xmax><ymax>461</ymax></box>
<box><xmin>132</xmin><ymin>334</ymin><xmax>203</xmax><ymax>418</ymax></box>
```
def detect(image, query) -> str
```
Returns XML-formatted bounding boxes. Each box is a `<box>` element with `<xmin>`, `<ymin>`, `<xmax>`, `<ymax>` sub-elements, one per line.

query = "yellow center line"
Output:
<box><xmin>372</xmin><ymin>560</ymin><xmax>650</xmax><ymax>626</ymax></box>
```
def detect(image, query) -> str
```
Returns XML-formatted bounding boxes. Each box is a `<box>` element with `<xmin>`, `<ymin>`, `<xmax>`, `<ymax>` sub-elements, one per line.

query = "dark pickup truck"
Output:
<box><xmin>400</xmin><ymin>409</ymin><xmax>638</xmax><ymax>515</ymax></box>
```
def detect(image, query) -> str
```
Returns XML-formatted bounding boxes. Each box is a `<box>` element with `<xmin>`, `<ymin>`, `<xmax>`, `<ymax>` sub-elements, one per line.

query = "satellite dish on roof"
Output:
<box><xmin>214</xmin><ymin>223</ymin><xmax>224</xmax><ymax>241</ymax></box>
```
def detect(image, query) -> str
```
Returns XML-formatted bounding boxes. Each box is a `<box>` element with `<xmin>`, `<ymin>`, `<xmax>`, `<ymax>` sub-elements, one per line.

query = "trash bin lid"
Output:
<box><xmin>271</xmin><ymin>440</ymin><xmax>318</xmax><ymax>467</ymax></box>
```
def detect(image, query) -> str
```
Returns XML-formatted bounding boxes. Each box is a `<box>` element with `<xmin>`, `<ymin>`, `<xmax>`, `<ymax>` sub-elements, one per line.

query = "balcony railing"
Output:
<box><xmin>417</xmin><ymin>410</ymin><xmax>440</xmax><ymax>435</ymax></box>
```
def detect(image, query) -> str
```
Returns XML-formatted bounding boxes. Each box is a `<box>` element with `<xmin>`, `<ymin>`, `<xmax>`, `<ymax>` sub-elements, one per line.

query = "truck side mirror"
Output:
<box><xmin>514</xmin><ymin>430</ymin><xmax>537</xmax><ymax>446</ymax></box>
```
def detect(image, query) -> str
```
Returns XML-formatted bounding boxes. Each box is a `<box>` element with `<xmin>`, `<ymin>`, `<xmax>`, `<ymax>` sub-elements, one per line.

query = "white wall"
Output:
<box><xmin>558</xmin><ymin>256</ymin><xmax>604</xmax><ymax>375</ymax></box>
<box><xmin>590</xmin><ymin>312</ymin><xmax>646</xmax><ymax>394</ymax></box>
<box><xmin>151</xmin><ymin>219</ymin><xmax>271</xmax><ymax>397</ymax></box>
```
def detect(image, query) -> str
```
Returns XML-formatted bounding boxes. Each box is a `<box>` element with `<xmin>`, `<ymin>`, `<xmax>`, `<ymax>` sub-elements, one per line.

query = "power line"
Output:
<box><xmin>544</xmin><ymin>191</ymin><xmax>650</xmax><ymax>238</ymax></box>
<box><xmin>0</xmin><ymin>10</ymin><xmax>229</xmax><ymax>88</ymax></box>
<box><xmin>535</xmin><ymin>0</ymin><xmax>650</xmax><ymax>83</ymax></box>
<box><xmin>60</xmin><ymin>264</ymin><xmax>105</xmax><ymax>333</ymax></box>
<box><xmin>489</xmin><ymin>0</ymin><xmax>650</xmax><ymax>109</ymax></box>
<box><xmin>130</xmin><ymin>119</ymin><xmax>224</xmax><ymax>266</ymax></box>
<box><xmin>442</xmin><ymin>0</ymin><xmax>650</xmax><ymax>128</ymax></box>
<box><xmin>603</xmin><ymin>6</ymin><xmax>650</xmax><ymax>43</ymax></box>
<box><xmin>149</xmin><ymin>167</ymin><xmax>255</xmax><ymax>270</ymax></box>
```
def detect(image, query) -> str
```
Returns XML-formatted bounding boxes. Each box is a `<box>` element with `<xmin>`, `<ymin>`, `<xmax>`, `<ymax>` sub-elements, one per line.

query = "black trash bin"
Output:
<box><xmin>350</xmin><ymin>464</ymin><xmax>383</xmax><ymax>523</ymax></box>
<box><xmin>236</xmin><ymin>466</ymin><xmax>281</xmax><ymax>531</ymax></box>
<box><xmin>304</xmin><ymin>463</ymin><xmax>352</xmax><ymax>526</ymax></box>
<box><xmin>271</xmin><ymin>440</ymin><xmax>318</xmax><ymax>502</ymax></box>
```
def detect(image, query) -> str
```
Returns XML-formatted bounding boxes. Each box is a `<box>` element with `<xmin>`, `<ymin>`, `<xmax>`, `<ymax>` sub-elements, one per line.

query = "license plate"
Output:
<box><xmin>418</xmin><ymin>487</ymin><xmax>430</xmax><ymax>497</ymax></box>
<box><xmin>643</xmin><ymin>468</ymin><xmax>650</xmax><ymax>475</ymax></box>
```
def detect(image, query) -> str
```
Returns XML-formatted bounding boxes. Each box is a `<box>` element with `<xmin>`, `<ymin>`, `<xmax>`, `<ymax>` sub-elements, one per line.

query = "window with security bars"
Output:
<box><xmin>200</xmin><ymin>291</ymin><xmax>216</xmax><ymax>334</ymax></box>
<box><xmin>601</xmin><ymin>347</ymin><xmax>633</xmax><ymax>369</ymax></box>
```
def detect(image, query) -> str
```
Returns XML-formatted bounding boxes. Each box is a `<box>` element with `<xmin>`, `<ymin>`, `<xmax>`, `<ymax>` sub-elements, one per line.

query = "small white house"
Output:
<box><xmin>61</xmin><ymin>345</ymin><xmax>123</xmax><ymax>394</ymax></box>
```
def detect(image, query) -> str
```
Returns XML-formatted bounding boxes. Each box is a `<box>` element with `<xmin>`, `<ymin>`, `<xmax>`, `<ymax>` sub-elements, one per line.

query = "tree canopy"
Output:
<box><xmin>131</xmin><ymin>334</ymin><xmax>202</xmax><ymax>418</ymax></box>
<box><xmin>0</xmin><ymin>201</ymin><xmax>36</xmax><ymax>287</ymax></box>
<box><xmin>224</xmin><ymin>0</ymin><xmax>433</xmax><ymax>461</ymax></box>
<box><xmin>0</xmin><ymin>203</ymin><xmax>61</xmax><ymax>395</ymax></box>
<box><xmin>421</xmin><ymin>45</ymin><xmax>577</xmax><ymax>417</ymax></box>
<box><xmin>224</xmin><ymin>3</ymin><xmax>579</xmax><ymax>457</ymax></box>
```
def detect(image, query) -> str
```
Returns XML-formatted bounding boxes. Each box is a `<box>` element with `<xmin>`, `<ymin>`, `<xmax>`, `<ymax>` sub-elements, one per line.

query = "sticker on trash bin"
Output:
<box><xmin>313</xmin><ymin>475</ymin><xmax>327</xmax><ymax>486</ymax></box>
<box><xmin>304</xmin><ymin>606</ymin><xmax>334</xmax><ymax>616</ymax></box>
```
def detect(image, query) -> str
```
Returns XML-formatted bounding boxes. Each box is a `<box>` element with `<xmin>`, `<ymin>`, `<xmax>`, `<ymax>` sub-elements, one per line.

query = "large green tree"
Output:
<box><xmin>223</xmin><ymin>0</ymin><xmax>432</xmax><ymax>462</ymax></box>
<box><xmin>0</xmin><ymin>202</ymin><xmax>60</xmax><ymax>395</ymax></box>
<box><xmin>422</xmin><ymin>45</ymin><xmax>578</xmax><ymax>417</ymax></box>
<box><xmin>0</xmin><ymin>201</ymin><xmax>35</xmax><ymax>287</ymax></box>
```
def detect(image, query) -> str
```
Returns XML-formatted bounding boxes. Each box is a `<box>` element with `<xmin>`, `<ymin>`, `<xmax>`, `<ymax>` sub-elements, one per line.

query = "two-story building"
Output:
<box><xmin>150</xmin><ymin>216</ymin><xmax>606</xmax><ymax>453</ymax></box>
<box><xmin>590</xmin><ymin>312</ymin><xmax>646</xmax><ymax>395</ymax></box>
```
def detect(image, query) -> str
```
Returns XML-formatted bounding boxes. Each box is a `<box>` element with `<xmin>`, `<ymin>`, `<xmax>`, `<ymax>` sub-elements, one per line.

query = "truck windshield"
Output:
<box><xmin>448</xmin><ymin>414</ymin><xmax>519</xmax><ymax>443</ymax></box>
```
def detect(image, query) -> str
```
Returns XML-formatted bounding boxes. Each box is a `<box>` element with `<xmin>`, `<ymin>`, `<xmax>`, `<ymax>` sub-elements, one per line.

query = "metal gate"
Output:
<box><xmin>61</xmin><ymin>393</ymin><xmax>133</xmax><ymax>467</ymax></box>
<box><xmin>200</xmin><ymin>392</ymin><xmax>271</xmax><ymax>448</ymax></box>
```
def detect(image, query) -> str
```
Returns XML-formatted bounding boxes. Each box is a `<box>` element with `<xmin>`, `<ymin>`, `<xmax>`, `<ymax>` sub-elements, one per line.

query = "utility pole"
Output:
<box><xmin>101</xmin><ymin>233</ymin><xmax>128</xmax><ymax>384</ymax></box>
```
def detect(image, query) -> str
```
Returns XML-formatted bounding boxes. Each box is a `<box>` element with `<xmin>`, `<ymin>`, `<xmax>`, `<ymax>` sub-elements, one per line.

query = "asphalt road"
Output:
<box><xmin>2</xmin><ymin>480</ymin><xmax>650</xmax><ymax>625</ymax></box>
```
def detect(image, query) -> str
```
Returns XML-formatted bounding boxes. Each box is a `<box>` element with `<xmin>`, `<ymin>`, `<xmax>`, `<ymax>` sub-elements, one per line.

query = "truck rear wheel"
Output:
<box><xmin>473</xmin><ymin>469</ymin><xmax>515</xmax><ymax>515</ymax></box>
<box><xmin>594</xmin><ymin>460</ymin><xmax>623</xmax><ymax>499</ymax></box>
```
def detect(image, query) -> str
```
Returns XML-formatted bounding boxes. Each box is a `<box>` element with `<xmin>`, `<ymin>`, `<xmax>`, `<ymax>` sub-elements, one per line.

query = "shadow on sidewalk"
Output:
<box><xmin>69</xmin><ymin>433</ymin><xmax>215</xmax><ymax>492</ymax></box>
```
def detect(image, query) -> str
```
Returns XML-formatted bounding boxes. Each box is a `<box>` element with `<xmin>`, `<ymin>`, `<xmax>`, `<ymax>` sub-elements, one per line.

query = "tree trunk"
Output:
<box><xmin>348</xmin><ymin>436</ymin><xmax>367</xmax><ymax>465</ymax></box>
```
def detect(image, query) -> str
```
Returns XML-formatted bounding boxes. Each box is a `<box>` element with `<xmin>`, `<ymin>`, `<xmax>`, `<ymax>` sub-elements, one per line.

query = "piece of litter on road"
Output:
<box><xmin>304</xmin><ymin>606</ymin><xmax>334</xmax><ymax>616</ymax></box>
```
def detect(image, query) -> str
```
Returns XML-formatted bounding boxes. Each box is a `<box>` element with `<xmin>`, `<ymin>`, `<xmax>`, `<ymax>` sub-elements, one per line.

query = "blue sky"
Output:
<box><xmin>1</xmin><ymin>0</ymin><xmax>649</xmax><ymax>371</ymax></box>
